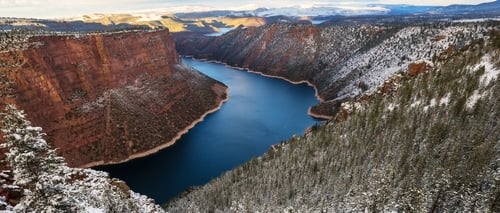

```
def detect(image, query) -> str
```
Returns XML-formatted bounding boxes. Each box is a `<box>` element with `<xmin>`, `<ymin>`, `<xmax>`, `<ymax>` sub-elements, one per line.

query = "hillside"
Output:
<box><xmin>166</xmin><ymin>29</ymin><xmax>500</xmax><ymax>212</ymax></box>
<box><xmin>175</xmin><ymin>21</ymin><xmax>497</xmax><ymax>118</ymax></box>
<box><xmin>0</xmin><ymin>105</ymin><xmax>165</xmax><ymax>212</ymax></box>
<box><xmin>0</xmin><ymin>30</ymin><xmax>228</xmax><ymax>167</ymax></box>
<box><xmin>78</xmin><ymin>13</ymin><xmax>307</xmax><ymax>33</ymax></box>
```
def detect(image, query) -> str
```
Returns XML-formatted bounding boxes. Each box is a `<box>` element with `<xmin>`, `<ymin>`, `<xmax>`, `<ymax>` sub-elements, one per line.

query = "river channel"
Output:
<box><xmin>97</xmin><ymin>58</ymin><xmax>321</xmax><ymax>203</ymax></box>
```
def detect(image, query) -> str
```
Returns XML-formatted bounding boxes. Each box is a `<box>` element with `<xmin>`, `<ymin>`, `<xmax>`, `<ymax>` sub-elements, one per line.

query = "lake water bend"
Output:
<box><xmin>96</xmin><ymin>57</ymin><xmax>321</xmax><ymax>203</ymax></box>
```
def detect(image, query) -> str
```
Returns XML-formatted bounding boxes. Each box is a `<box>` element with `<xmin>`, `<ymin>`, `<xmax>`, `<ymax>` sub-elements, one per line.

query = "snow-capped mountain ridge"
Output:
<box><xmin>429</xmin><ymin>0</ymin><xmax>500</xmax><ymax>14</ymax></box>
<box><xmin>250</xmin><ymin>5</ymin><xmax>390</xmax><ymax>17</ymax></box>
<box><xmin>159</xmin><ymin>1</ymin><xmax>499</xmax><ymax>19</ymax></box>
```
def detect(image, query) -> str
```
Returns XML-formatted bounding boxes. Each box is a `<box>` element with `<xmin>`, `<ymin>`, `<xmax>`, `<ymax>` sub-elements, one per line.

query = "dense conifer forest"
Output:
<box><xmin>165</xmin><ymin>30</ymin><xmax>500</xmax><ymax>212</ymax></box>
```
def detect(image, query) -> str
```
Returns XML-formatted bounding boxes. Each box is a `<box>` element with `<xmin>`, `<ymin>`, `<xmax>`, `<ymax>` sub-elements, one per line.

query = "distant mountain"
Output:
<box><xmin>174</xmin><ymin>10</ymin><xmax>252</xmax><ymax>19</ymax></box>
<box><xmin>1</xmin><ymin>1</ymin><xmax>498</xmax><ymax>33</ymax></box>
<box><xmin>174</xmin><ymin>5</ymin><xmax>390</xmax><ymax>18</ymax></box>
<box><xmin>173</xmin><ymin>1</ymin><xmax>500</xmax><ymax>18</ymax></box>
<box><xmin>429</xmin><ymin>0</ymin><xmax>500</xmax><ymax>15</ymax></box>
<box><xmin>372</xmin><ymin>4</ymin><xmax>437</xmax><ymax>15</ymax></box>
<box><xmin>251</xmin><ymin>5</ymin><xmax>389</xmax><ymax>17</ymax></box>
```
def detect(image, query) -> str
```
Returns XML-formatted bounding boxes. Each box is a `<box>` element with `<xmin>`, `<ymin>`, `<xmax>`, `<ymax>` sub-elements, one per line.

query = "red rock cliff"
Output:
<box><xmin>174</xmin><ymin>24</ymin><xmax>386</xmax><ymax>118</ymax></box>
<box><xmin>0</xmin><ymin>30</ymin><xmax>227</xmax><ymax>167</ymax></box>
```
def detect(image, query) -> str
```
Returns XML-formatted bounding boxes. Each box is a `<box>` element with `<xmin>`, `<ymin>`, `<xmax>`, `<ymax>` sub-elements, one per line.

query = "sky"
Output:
<box><xmin>0</xmin><ymin>0</ymin><xmax>495</xmax><ymax>19</ymax></box>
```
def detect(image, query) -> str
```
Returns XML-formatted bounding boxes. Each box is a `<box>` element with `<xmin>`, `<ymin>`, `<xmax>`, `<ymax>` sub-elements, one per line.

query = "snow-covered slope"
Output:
<box><xmin>253</xmin><ymin>5</ymin><xmax>389</xmax><ymax>17</ymax></box>
<box><xmin>429</xmin><ymin>0</ymin><xmax>500</xmax><ymax>15</ymax></box>
<box><xmin>175</xmin><ymin>21</ymin><xmax>497</xmax><ymax>117</ymax></box>
<box><xmin>166</xmin><ymin>29</ymin><xmax>500</xmax><ymax>213</ymax></box>
<box><xmin>332</xmin><ymin>24</ymin><xmax>492</xmax><ymax>100</ymax></box>
<box><xmin>0</xmin><ymin>105</ymin><xmax>164</xmax><ymax>212</ymax></box>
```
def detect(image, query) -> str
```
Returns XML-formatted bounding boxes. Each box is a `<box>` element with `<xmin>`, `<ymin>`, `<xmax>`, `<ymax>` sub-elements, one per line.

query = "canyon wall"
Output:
<box><xmin>175</xmin><ymin>24</ymin><xmax>387</xmax><ymax>117</ymax></box>
<box><xmin>0</xmin><ymin>30</ymin><xmax>228</xmax><ymax>167</ymax></box>
<box><xmin>166</xmin><ymin>28</ymin><xmax>500</xmax><ymax>213</ymax></box>
<box><xmin>175</xmin><ymin>22</ymin><xmax>493</xmax><ymax>117</ymax></box>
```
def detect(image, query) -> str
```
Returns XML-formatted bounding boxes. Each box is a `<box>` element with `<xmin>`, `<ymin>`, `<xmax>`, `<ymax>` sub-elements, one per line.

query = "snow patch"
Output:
<box><xmin>410</xmin><ymin>100</ymin><xmax>422</xmax><ymax>108</ymax></box>
<box><xmin>413</xmin><ymin>92</ymin><xmax>451</xmax><ymax>112</ymax></box>
<box><xmin>387</xmin><ymin>103</ymin><xmax>396</xmax><ymax>111</ymax></box>
<box><xmin>429</xmin><ymin>98</ymin><xmax>437</xmax><ymax>107</ymax></box>
<box><xmin>85</xmin><ymin>207</ymin><xmax>105</xmax><ymax>213</ymax></box>
<box><xmin>466</xmin><ymin>90</ymin><xmax>483</xmax><ymax>109</ymax></box>
<box><xmin>341</xmin><ymin>101</ymin><xmax>361</xmax><ymax>113</ymax></box>
<box><xmin>452</xmin><ymin>17</ymin><xmax>500</xmax><ymax>23</ymax></box>
<box><xmin>80</xmin><ymin>96</ymin><xmax>105</xmax><ymax>113</ymax></box>
<box><xmin>474</xmin><ymin>54</ymin><xmax>500</xmax><ymax>86</ymax></box>
<box><xmin>414</xmin><ymin>58</ymin><xmax>435</xmax><ymax>67</ymax></box>
<box><xmin>134</xmin><ymin>13</ymin><xmax>171</xmax><ymax>22</ymax></box>
<box><xmin>335</xmin><ymin>24</ymin><xmax>489</xmax><ymax>99</ymax></box>
<box><xmin>439</xmin><ymin>93</ymin><xmax>451</xmax><ymax>106</ymax></box>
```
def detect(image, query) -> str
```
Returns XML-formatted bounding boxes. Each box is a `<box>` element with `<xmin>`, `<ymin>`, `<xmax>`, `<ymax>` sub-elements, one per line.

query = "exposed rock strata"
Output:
<box><xmin>175</xmin><ymin>22</ymin><xmax>494</xmax><ymax>118</ymax></box>
<box><xmin>166</xmin><ymin>31</ymin><xmax>500</xmax><ymax>213</ymax></box>
<box><xmin>175</xmin><ymin>24</ymin><xmax>388</xmax><ymax>118</ymax></box>
<box><xmin>0</xmin><ymin>30</ymin><xmax>228</xmax><ymax>167</ymax></box>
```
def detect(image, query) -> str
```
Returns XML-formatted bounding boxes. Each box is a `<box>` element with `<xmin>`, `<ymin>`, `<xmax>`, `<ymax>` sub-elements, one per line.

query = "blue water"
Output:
<box><xmin>312</xmin><ymin>20</ymin><xmax>328</xmax><ymax>25</ymax></box>
<box><xmin>205</xmin><ymin>27</ymin><xmax>234</xmax><ymax>36</ymax></box>
<box><xmin>96</xmin><ymin>58</ymin><xmax>320</xmax><ymax>203</ymax></box>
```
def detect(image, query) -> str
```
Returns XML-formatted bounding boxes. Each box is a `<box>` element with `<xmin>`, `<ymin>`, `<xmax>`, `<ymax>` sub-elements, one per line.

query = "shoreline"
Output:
<box><xmin>307</xmin><ymin>108</ymin><xmax>334</xmax><ymax>120</ymax></box>
<box><xmin>184</xmin><ymin>56</ymin><xmax>332</xmax><ymax>120</ymax></box>
<box><xmin>81</xmin><ymin>86</ymin><xmax>230</xmax><ymax>168</ymax></box>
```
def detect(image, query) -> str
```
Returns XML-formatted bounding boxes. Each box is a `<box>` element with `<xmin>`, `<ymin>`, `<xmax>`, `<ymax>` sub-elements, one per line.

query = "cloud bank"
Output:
<box><xmin>0</xmin><ymin>0</ymin><xmax>494</xmax><ymax>18</ymax></box>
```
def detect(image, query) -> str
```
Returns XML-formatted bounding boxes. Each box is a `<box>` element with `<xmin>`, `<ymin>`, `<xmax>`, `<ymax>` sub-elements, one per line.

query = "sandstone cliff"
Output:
<box><xmin>175</xmin><ymin>22</ymin><xmax>494</xmax><ymax>118</ymax></box>
<box><xmin>166</xmin><ymin>29</ymin><xmax>500</xmax><ymax>213</ymax></box>
<box><xmin>0</xmin><ymin>30</ymin><xmax>228</xmax><ymax>167</ymax></box>
<box><xmin>174</xmin><ymin>24</ymin><xmax>386</xmax><ymax>118</ymax></box>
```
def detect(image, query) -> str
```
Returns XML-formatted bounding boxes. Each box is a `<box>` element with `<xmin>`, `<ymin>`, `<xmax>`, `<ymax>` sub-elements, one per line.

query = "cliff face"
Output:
<box><xmin>175</xmin><ymin>24</ymin><xmax>387</xmax><ymax>117</ymax></box>
<box><xmin>176</xmin><ymin>24</ymin><xmax>374</xmax><ymax>84</ymax></box>
<box><xmin>0</xmin><ymin>30</ymin><xmax>228</xmax><ymax>167</ymax></box>
<box><xmin>166</xmin><ymin>30</ymin><xmax>500</xmax><ymax>213</ymax></box>
<box><xmin>175</xmin><ymin>22</ymin><xmax>493</xmax><ymax>117</ymax></box>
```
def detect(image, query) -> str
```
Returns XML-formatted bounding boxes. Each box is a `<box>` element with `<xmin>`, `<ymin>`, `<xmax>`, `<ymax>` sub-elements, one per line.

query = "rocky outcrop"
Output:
<box><xmin>408</xmin><ymin>61</ymin><xmax>431</xmax><ymax>76</ymax></box>
<box><xmin>0</xmin><ymin>30</ymin><xmax>228</xmax><ymax>167</ymax></box>
<box><xmin>175</xmin><ymin>22</ymin><xmax>493</xmax><ymax>118</ymax></box>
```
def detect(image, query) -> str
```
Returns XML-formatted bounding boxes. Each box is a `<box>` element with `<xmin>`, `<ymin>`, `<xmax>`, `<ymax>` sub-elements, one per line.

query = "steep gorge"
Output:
<box><xmin>166</xmin><ymin>29</ymin><xmax>500</xmax><ymax>213</ymax></box>
<box><xmin>0</xmin><ymin>30</ymin><xmax>228</xmax><ymax>167</ymax></box>
<box><xmin>175</xmin><ymin>22</ymin><xmax>495</xmax><ymax>118</ymax></box>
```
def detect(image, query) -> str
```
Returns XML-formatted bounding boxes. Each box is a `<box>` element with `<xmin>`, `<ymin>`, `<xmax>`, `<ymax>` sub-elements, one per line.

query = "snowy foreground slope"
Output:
<box><xmin>0</xmin><ymin>105</ymin><xmax>164</xmax><ymax>212</ymax></box>
<box><xmin>166</xmin><ymin>29</ymin><xmax>500</xmax><ymax>212</ymax></box>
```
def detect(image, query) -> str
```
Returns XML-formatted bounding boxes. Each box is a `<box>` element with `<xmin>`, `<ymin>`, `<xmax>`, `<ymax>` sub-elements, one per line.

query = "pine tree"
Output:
<box><xmin>1</xmin><ymin>105</ymin><xmax>78</xmax><ymax>211</ymax></box>
<box><xmin>1</xmin><ymin>105</ymin><xmax>166</xmax><ymax>212</ymax></box>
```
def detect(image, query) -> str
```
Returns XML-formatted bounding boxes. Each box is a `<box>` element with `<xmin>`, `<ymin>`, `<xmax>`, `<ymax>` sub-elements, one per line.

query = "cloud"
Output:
<box><xmin>376</xmin><ymin>0</ymin><xmax>494</xmax><ymax>5</ymax></box>
<box><xmin>0</xmin><ymin>0</ymin><xmax>495</xmax><ymax>18</ymax></box>
<box><xmin>0</xmin><ymin>0</ymin><xmax>167</xmax><ymax>18</ymax></box>
<box><xmin>0</xmin><ymin>0</ymin><xmax>161</xmax><ymax>11</ymax></box>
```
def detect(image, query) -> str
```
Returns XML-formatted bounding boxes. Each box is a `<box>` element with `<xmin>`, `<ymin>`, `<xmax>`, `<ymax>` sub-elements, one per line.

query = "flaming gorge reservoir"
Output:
<box><xmin>0</xmin><ymin>0</ymin><xmax>499</xmax><ymax>212</ymax></box>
